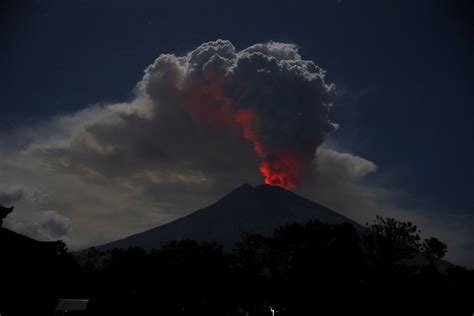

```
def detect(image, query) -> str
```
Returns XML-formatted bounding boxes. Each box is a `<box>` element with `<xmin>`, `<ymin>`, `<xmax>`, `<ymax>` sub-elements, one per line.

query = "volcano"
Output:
<box><xmin>96</xmin><ymin>184</ymin><xmax>363</xmax><ymax>251</ymax></box>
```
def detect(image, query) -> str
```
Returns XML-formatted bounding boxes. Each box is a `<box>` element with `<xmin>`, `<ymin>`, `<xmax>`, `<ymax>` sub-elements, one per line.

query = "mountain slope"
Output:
<box><xmin>0</xmin><ymin>226</ymin><xmax>57</xmax><ymax>253</ymax></box>
<box><xmin>96</xmin><ymin>184</ymin><xmax>363</xmax><ymax>251</ymax></box>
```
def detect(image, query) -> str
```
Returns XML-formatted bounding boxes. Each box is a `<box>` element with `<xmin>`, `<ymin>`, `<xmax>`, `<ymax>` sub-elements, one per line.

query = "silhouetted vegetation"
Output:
<box><xmin>0</xmin><ymin>205</ymin><xmax>14</xmax><ymax>227</ymax></box>
<box><xmin>1</xmin><ymin>209</ymin><xmax>473</xmax><ymax>315</ymax></box>
<box><xmin>422</xmin><ymin>236</ymin><xmax>448</xmax><ymax>263</ymax></box>
<box><xmin>0</xmin><ymin>229</ymin><xmax>79</xmax><ymax>315</ymax></box>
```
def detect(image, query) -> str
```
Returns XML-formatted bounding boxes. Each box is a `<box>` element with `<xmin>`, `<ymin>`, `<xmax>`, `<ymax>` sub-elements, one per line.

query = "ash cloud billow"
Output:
<box><xmin>140</xmin><ymin>40</ymin><xmax>337</xmax><ymax>189</ymax></box>
<box><xmin>1</xmin><ymin>40</ymin><xmax>471</xmax><ymax>266</ymax></box>
<box><xmin>0</xmin><ymin>187</ymin><xmax>23</xmax><ymax>206</ymax></box>
<box><xmin>5</xmin><ymin>210</ymin><xmax>71</xmax><ymax>241</ymax></box>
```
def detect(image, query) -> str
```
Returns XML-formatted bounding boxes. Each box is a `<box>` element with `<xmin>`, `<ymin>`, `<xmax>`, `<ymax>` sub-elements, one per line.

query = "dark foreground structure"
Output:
<box><xmin>1</xmin><ymin>214</ymin><xmax>473</xmax><ymax>316</ymax></box>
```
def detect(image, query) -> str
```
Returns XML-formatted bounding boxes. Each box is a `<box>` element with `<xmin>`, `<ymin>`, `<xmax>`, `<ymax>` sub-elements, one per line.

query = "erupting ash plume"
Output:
<box><xmin>140</xmin><ymin>40</ymin><xmax>337</xmax><ymax>189</ymax></box>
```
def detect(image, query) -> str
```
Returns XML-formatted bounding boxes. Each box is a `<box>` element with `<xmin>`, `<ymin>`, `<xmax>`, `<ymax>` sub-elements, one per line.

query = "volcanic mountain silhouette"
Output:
<box><xmin>97</xmin><ymin>184</ymin><xmax>363</xmax><ymax>251</ymax></box>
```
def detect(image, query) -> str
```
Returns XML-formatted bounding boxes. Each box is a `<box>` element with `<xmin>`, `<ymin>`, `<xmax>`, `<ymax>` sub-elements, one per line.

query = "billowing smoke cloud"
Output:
<box><xmin>5</xmin><ymin>210</ymin><xmax>71</xmax><ymax>241</ymax></box>
<box><xmin>0</xmin><ymin>40</ymin><xmax>472</xmax><ymax>266</ymax></box>
<box><xmin>139</xmin><ymin>40</ymin><xmax>337</xmax><ymax>189</ymax></box>
<box><xmin>0</xmin><ymin>186</ymin><xmax>24</xmax><ymax>206</ymax></box>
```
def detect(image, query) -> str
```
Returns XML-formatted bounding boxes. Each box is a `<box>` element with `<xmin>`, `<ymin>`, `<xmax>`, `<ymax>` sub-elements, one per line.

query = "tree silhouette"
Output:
<box><xmin>0</xmin><ymin>204</ymin><xmax>14</xmax><ymax>227</ymax></box>
<box><xmin>422</xmin><ymin>237</ymin><xmax>448</xmax><ymax>264</ymax></box>
<box><xmin>363</xmin><ymin>216</ymin><xmax>421</xmax><ymax>268</ymax></box>
<box><xmin>2</xmin><ymin>213</ymin><xmax>473</xmax><ymax>316</ymax></box>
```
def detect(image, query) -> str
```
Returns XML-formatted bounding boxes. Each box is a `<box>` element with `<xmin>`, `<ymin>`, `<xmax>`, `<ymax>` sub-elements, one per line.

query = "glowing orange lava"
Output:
<box><xmin>259</xmin><ymin>151</ymin><xmax>307</xmax><ymax>190</ymax></box>
<box><xmin>234</xmin><ymin>109</ymin><xmax>306</xmax><ymax>190</ymax></box>
<box><xmin>186</xmin><ymin>86</ymin><xmax>308</xmax><ymax>190</ymax></box>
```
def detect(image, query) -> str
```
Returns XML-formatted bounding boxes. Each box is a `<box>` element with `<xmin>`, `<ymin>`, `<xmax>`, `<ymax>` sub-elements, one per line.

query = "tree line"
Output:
<box><xmin>1</xmin><ymin>212</ymin><xmax>473</xmax><ymax>315</ymax></box>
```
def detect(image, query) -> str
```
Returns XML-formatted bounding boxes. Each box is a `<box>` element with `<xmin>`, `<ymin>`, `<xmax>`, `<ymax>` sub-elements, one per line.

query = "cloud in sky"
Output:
<box><xmin>0</xmin><ymin>40</ymin><xmax>472</xmax><ymax>267</ymax></box>
<box><xmin>0</xmin><ymin>185</ymin><xmax>24</xmax><ymax>205</ymax></box>
<box><xmin>5</xmin><ymin>210</ymin><xmax>71</xmax><ymax>241</ymax></box>
<box><xmin>138</xmin><ymin>40</ymin><xmax>337</xmax><ymax>189</ymax></box>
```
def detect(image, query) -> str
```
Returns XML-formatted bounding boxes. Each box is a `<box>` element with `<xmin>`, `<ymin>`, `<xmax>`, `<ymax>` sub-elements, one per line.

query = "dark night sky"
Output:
<box><xmin>0</xmin><ymin>0</ymin><xmax>473</xmax><ymax>263</ymax></box>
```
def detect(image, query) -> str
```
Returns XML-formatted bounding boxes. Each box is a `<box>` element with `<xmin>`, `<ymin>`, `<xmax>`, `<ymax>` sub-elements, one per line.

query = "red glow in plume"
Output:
<box><xmin>259</xmin><ymin>151</ymin><xmax>307</xmax><ymax>190</ymax></box>
<box><xmin>234</xmin><ymin>109</ymin><xmax>306</xmax><ymax>190</ymax></box>
<box><xmin>187</xmin><ymin>86</ymin><xmax>308</xmax><ymax>190</ymax></box>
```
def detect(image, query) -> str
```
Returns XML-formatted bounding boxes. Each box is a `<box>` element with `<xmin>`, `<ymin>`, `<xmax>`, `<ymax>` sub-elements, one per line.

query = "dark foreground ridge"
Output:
<box><xmin>1</xmin><ymin>192</ymin><xmax>473</xmax><ymax>315</ymax></box>
<box><xmin>96</xmin><ymin>184</ymin><xmax>362</xmax><ymax>251</ymax></box>
<box><xmin>0</xmin><ymin>227</ymin><xmax>74</xmax><ymax>316</ymax></box>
